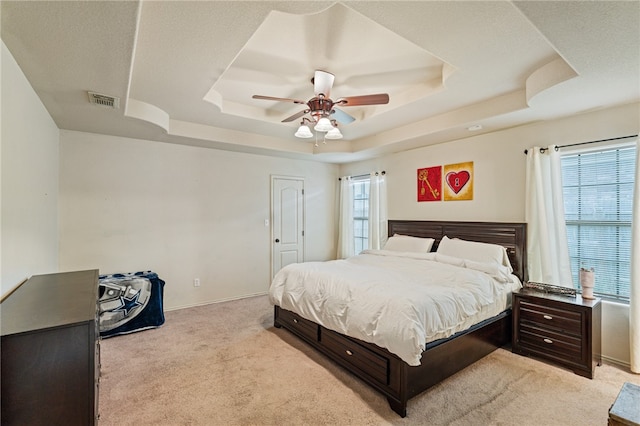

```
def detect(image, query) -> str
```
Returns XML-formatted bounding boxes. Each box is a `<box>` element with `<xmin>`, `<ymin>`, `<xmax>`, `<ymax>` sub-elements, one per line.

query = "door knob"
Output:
<box><xmin>275</xmin><ymin>238</ymin><xmax>280</xmax><ymax>243</ymax></box>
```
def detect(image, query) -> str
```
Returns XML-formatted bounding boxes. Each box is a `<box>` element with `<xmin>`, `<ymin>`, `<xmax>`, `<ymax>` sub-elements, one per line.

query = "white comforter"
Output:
<box><xmin>269</xmin><ymin>250</ymin><xmax>522</xmax><ymax>366</ymax></box>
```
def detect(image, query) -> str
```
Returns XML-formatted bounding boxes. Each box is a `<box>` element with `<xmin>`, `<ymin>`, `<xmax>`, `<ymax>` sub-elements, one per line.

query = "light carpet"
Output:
<box><xmin>99</xmin><ymin>295</ymin><xmax>639</xmax><ymax>425</ymax></box>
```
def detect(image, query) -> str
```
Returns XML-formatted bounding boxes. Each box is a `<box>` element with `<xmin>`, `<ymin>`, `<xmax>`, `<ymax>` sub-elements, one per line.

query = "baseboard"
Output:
<box><xmin>165</xmin><ymin>291</ymin><xmax>269</xmax><ymax>312</ymax></box>
<box><xmin>602</xmin><ymin>354</ymin><xmax>631</xmax><ymax>371</ymax></box>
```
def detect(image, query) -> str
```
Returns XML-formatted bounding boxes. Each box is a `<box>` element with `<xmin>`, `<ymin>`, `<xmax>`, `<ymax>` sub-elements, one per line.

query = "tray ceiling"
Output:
<box><xmin>2</xmin><ymin>1</ymin><xmax>638</xmax><ymax>163</ymax></box>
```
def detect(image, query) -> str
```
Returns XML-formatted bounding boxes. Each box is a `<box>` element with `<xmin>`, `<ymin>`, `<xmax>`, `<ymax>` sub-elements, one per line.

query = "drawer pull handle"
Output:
<box><xmin>346</xmin><ymin>350</ymin><xmax>353</xmax><ymax>356</ymax></box>
<box><xmin>293</xmin><ymin>318</ymin><xmax>298</xmax><ymax>324</ymax></box>
<box><xmin>543</xmin><ymin>338</ymin><xmax>553</xmax><ymax>344</ymax></box>
<box><xmin>543</xmin><ymin>315</ymin><xmax>553</xmax><ymax>320</ymax></box>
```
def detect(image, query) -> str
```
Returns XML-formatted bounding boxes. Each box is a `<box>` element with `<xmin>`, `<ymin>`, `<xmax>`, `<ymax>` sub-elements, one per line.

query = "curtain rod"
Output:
<box><xmin>523</xmin><ymin>134</ymin><xmax>638</xmax><ymax>155</ymax></box>
<box><xmin>338</xmin><ymin>171</ymin><xmax>386</xmax><ymax>181</ymax></box>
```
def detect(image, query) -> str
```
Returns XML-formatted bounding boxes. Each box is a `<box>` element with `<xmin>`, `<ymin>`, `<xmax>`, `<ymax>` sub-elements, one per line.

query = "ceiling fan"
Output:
<box><xmin>252</xmin><ymin>70</ymin><xmax>389</xmax><ymax>137</ymax></box>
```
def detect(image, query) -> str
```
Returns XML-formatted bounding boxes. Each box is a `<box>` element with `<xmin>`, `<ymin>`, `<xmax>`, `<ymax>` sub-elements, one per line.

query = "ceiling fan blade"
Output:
<box><xmin>281</xmin><ymin>109</ymin><xmax>310</xmax><ymax>123</ymax></box>
<box><xmin>331</xmin><ymin>108</ymin><xmax>355</xmax><ymax>125</ymax></box>
<box><xmin>252</xmin><ymin>95</ymin><xmax>306</xmax><ymax>105</ymax></box>
<box><xmin>313</xmin><ymin>70</ymin><xmax>335</xmax><ymax>98</ymax></box>
<box><xmin>336</xmin><ymin>93</ymin><xmax>389</xmax><ymax>107</ymax></box>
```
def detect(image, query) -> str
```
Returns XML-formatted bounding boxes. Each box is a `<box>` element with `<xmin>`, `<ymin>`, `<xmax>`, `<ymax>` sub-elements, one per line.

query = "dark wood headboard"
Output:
<box><xmin>388</xmin><ymin>220</ymin><xmax>527</xmax><ymax>283</ymax></box>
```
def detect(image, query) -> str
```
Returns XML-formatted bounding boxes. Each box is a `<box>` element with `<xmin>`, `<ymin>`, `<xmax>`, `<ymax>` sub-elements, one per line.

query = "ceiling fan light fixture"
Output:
<box><xmin>294</xmin><ymin>124</ymin><xmax>313</xmax><ymax>138</ymax></box>
<box><xmin>325</xmin><ymin>127</ymin><xmax>343</xmax><ymax>140</ymax></box>
<box><xmin>314</xmin><ymin>117</ymin><xmax>333</xmax><ymax>132</ymax></box>
<box><xmin>252</xmin><ymin>70</ymin><xmax>389</xmax><ymax>141</ymax></box>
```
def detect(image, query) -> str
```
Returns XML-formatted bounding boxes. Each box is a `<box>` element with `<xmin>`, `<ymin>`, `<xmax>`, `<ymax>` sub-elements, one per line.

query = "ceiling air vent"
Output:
<box><xmin>88</xmin><ymin>91</ymin><xmax>120</xmax><ymax>109</ymax></box>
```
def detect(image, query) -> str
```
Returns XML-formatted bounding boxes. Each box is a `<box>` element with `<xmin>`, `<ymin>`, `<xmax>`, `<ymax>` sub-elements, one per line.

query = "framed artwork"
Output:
<box><xmin>443</xmin><ymin>161</ymin><xmax>473</xmax><ymax>201</ymax></box>
<box><xmin>417</xmin><ymin>166</ymin><xmax>442</xmax><ymax>202</ymax></box>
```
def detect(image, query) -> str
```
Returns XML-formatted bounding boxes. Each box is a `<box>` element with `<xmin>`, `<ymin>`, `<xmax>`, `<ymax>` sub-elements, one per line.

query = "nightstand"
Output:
<box><xmin>512</xmin><ymin>288</ymin><xmax>601</xmax><ymax>379</ymax></box>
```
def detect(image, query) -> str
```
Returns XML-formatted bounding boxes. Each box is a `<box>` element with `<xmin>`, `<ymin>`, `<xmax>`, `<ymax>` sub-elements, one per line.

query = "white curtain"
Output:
<box><xmin>368</xmin><ymin>172</ymin><xmax>388</xmax><ymax>250</ymax></box>
<box><xmin>630</xmin><ymin>140</ymin><xmax>640</xmax><ymax>373</ymax></box>
<box><xmin>337</xmin><ymin>176</ymin><xmax>354</xmax><ymax>259</ymax></box>
<box><xmin>525</xmin><ymin>146</ymin><xmax>573</xmax><ymax>287</ymax></box>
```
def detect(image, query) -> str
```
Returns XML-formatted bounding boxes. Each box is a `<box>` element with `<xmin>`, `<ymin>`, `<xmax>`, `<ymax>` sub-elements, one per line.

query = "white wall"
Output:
<box><xmin>340</xmin><ymin>101</ymin><xmax>640</xmax><ymax>366</ymax></box>
<box><xmin>341</xmin><ymin>103</ymin><xmax>639</xmax><ymax>222</ymax></box>
<box><xmin>58</xmin><ymin>131</ymin><xmax>338</xmax><ymax>310</ymax></box>
<box><xmin>1</xmin><ymin>41</ymin><xmax>60</xmax><ymax>296</ymax></box>
<box><xmin>602</xmin><ymin>301</ymin><xmax>631</xmax><ymax>366</ymax></box>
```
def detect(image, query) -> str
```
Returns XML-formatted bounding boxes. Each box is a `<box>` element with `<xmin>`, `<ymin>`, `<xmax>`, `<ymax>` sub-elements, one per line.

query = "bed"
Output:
<box><xmin>270</xmin><ymin>220</ymin><xmax>527</xmax><ymax>417</ymax></box>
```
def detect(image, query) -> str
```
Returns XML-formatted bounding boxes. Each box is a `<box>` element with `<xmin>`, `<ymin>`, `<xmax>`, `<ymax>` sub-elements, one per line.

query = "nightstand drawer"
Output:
<box><xmin>519</xmin><ymin>300</ymin><xmax>582</xmax><ymax>335</ymax></box>
<box><xmin>519</xmin><ymin>323</ymin><xmax>582</xmax><ymax>359</ymax></box>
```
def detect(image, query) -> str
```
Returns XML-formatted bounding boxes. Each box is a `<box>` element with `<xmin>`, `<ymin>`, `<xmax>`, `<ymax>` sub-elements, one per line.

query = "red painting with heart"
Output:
<box><xmin>446</xmin><ymin>170</ymin><xmax>470</xmax><ymax>194</ymax></box>
<box><xmin>443</xmin><ymin>162</ymin><xmax>473</xmax><ymax>200</ymax></box>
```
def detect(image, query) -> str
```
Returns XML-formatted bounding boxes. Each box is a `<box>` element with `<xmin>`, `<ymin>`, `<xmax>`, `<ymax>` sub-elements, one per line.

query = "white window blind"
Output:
<box><xmin>561</xmin><ymin>145</ymin><xmax>636</xmax><ymax>301</ymax></box>
<box><xmin>352</xmin><ymin>177</ymin><xmax>370</xmax><ymax>254</ymax></box>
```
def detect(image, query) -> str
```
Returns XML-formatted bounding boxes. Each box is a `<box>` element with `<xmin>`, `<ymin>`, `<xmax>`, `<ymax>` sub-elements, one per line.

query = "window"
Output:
<box><xmin>352</xmin><ymin>177</ymin><xmax>370</xmax><ymax>254</ymax></box>
<box><xmin>561</xmin><ymin>144</ymin><xmax>636</xmax><ymax>301</ymax></box>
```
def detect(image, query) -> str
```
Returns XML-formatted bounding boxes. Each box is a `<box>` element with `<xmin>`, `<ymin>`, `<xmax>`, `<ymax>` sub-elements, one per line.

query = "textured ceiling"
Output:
<box><xmin>2</xmin><ymin>1</ymin><xmax>639</xmax><ymax>163</ymax></box>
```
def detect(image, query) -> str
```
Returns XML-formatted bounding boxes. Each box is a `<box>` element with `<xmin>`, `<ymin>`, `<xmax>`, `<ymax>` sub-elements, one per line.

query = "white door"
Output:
<box><xmin>271</xmin><ymin>176</ymin><xmax>305</xmax><ymax>278</ymax></box>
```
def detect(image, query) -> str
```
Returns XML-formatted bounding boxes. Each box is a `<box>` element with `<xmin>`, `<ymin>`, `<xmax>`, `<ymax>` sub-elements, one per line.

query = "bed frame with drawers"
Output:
<box><xmin>273</xmin><ymin>220</ymin><xmax>527</xmax><ymax>417</ymax></box>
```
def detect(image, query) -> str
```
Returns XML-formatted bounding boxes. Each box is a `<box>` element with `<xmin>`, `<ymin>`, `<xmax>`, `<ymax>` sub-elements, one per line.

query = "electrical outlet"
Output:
<box><xmin>194</xmin><ymin>278</ymin><xmax>200</xmax><ymax>287</ymax></box>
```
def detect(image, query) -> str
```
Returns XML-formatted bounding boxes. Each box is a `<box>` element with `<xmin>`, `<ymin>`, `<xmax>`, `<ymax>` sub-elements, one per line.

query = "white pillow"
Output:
<box><xmin>383</xmin><ymin>234</ymin><xmax>435</xmax><ymax>253</ymax></box>
<box><xmin>436</xmin><ymin>235</ymin><xmax>513</xmax><ymax>271</ymax></box>
<box><xmin>434</xmin><ymin>253</ymin><xmax>513</xmax><ymax>282</ymax></box>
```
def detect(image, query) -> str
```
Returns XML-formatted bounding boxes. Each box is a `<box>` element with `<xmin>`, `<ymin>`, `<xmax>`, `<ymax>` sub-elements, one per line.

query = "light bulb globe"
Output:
<box><xmin>325</xmin><ymin>127</ymin><xmax>343</xmax><ymax>139</ymax></box>
<box><xmin>294</xmin><ymin>125</ymin><xmax>313</xmax><ymax>138</ymax></box>
<box><xmin>314</xmin><ymin>117</ymin><xmax>333</xmax><ymax>132</ymax></box>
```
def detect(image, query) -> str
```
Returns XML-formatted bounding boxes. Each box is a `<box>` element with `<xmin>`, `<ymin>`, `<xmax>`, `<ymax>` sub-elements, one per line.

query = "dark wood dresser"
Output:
<box><xmin>1</xmin><ymin>270</ymin><xmax>100</xmax><ymax>426</ymax></box>
<box><xmin>512</xmin><ymin>288</ymin><xmax>601</xmax><ymax>378</ymax></box>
